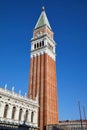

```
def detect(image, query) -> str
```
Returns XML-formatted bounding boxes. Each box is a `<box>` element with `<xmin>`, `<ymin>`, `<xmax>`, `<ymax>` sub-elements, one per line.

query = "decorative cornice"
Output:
<box><xmin>30</xmin><ymin>46</ymin><xmax>55</xmax><ymax>61</ymax></box>
<box><xmin>0</xmin><ymin>87</ymin><xmax>38</xmax><ymax>107</ymax></box>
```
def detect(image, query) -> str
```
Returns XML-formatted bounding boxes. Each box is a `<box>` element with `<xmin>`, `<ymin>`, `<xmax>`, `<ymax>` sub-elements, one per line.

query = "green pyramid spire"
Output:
<box><xmin>35</xmin><ymin>6</ymin><xmax>51</xmax><ymax>30</ymax></box>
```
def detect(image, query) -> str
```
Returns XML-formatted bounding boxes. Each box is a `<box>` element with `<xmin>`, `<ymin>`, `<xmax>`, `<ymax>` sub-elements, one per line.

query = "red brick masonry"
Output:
<box><xmin>28</xmin><ymin>53</ymin><xmax>58</xmax><ymax>130</ymax></box>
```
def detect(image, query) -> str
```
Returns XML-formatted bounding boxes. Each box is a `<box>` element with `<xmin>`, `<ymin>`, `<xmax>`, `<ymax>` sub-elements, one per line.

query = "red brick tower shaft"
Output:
<box><xmin>28</xmin><ymin>7</ymin><xmax>58</xmax><ymax>130</ymax></box>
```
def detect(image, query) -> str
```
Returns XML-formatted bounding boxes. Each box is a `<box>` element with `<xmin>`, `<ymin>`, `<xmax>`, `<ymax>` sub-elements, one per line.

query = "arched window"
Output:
<box><xmin>19</xmin><ymin>108</ymin><xmax>22</xmax><ymax>121</ymax></box>
<box><xmin>25</xmin><ymin>110</ymin><xmax>28</xmax><ymax>122</ymax></box>
<box><xmin>40</xmin><ymin>42</ymin><xmax>41</xmax><ymax>47</ymax></box>
<box><xmin>4</xmin><ymin>104</ymin><xmax>8</xmax><ymax>118</ymax></box>
<box><xmin>31</xmin><ymin>112</ymin><xmax>34</xmax><ymax>123</ymax></box>
<box><xmin>12</xmin><ymin>106</ymin><xmax>16</xmax><ymax>119</ymax></box>
<box><xmin>37</xmin><ymin>43</ymin><xmax>39</xmax><ymax>48</ymax></box>
<box><xmin>34</xmin><ymin>44</ymin><xmax>36</xmax><ymax>49</ymax></box>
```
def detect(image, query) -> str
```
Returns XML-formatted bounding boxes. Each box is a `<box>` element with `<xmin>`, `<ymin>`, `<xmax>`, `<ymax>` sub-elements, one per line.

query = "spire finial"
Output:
<box><xmin>42</xmin><ymin>6</ymin><xmax>45</xmax><ymax>11</ymax></box>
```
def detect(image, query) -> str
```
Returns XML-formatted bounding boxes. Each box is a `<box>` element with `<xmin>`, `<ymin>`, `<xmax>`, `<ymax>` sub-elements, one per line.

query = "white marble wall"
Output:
<box><xmin>0</xmin><ymin>87</ymin><xmax>39</xmax><ymax>128</ymax></box>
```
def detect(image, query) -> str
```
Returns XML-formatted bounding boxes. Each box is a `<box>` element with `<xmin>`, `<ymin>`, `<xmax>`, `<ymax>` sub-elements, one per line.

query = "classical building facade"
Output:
<box><xmin>28</xmin><ymin>7</ymin><xmax>58</xmax><ymax>130</ymax></box>
<box><xmin>0</xmin><ymin>87</ymin><xmax>39</xmax><ymax>130</ymax></box>
<box><xmin>46</xmin><ymin>120</ymin><xmax>87</xmax><ymax>130</ymax></box>
<box><xmin>59</xmin><ymin>120</ymin><xmax>87</xmax><ymax>130</ymax></box>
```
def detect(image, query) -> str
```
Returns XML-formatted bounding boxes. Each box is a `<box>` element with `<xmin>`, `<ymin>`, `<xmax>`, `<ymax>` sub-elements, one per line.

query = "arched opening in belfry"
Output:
<box><xmin>12</xmin><ymin>106</ymin><xmax>16</xmax><ymax>120</ymax></box>
<box><xmin>42</xmin><ymin>41</ymin><xmax>44</xmax><ymax>46</ymax></box>
<box><xmin>31</xmin><ymin>111</ymin><xmax>34</xmax><ymax>123</ymax></box>
<box><xmin>4</xmin><ymin>104</ymin><xmax>9</xmax><ymax>118</ymax></box>
<box><xmin>37</xmin><ymin>43</ymin><xmax>39</xmax><ymax>48</ymax></box>
<box><xmin>40</xmin><ymin>42</ymin><xmax>41</xmax><ymax>47</ymax></box>
<box><xmin>25</xmin><ymin>110</ymin><xmax>28</xmax><ymax>122</ymax></box>
<box><xmin>34</xmin><ymin>44</ymin><xmax>36</xmax><ymax>49</ymax></box>
<box><xmin>19</xmin><ymin>108</ymin><xmax>22</xmax><ymax>121</ymax></box>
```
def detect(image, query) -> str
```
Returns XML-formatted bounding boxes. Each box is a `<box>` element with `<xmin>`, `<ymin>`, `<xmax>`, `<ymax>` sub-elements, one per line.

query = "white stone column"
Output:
<box><xmin>33</xmin><ymin>112</ymin><xmax>35</xmax><ymax>124</ymax></box>
<box><xmin>26</xmin><ymin>111</ymin><xmax>30</xmax><ymax>123</ymax></box>
<box><xmin>14</xmin><ymin>106</ymin><xmax>20</xmax><ymax>121</ymax></box>
<box><xmin>28</xmin><ymin>110</ymin><xmax>32</xmax><ymax>123</ymax></box>
<box><xmin>0</xmin><ymin>102</ymin><xmax>5</xmax><ymax>118</ymax></box>
<box><xmin>33</xmin><ymin>111</ymin><xmax>38</xmax><ymax>124</ymax></box>
<box><xmin>6</xmin><ymin>105</ymin><xmax>13</xmax><ymax>119</ymax></box>
<box><xmin>21</xmin><ymin>108</ymin><xmax>26</xmax><ymax>122</ymax></box>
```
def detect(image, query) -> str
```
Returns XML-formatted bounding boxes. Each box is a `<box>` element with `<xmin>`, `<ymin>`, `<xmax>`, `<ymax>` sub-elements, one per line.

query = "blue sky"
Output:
<box><xmin>0</xmin><ymin>0</ymin><xmax>87</xmax><ymax>121</ymax></box>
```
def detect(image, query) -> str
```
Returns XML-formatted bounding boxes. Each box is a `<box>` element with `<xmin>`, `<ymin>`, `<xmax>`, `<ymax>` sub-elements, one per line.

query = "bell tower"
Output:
<box><xmin>28</xmin><ymin>7</ymin><xmax>58</xmax><ymax>130</ymax></box>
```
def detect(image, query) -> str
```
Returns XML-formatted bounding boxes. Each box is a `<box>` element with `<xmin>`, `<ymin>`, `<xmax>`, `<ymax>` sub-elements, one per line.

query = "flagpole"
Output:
<box><xmin>78</xmin><ymin>101</ymin><xmax>83</xmax><ymax>129</ymax></box>
<box><xmin>83</xmin><ymin>106</ymin><xmax>86</xmax><ymax>120</ymax></box>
